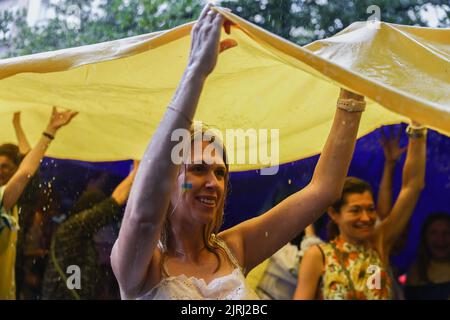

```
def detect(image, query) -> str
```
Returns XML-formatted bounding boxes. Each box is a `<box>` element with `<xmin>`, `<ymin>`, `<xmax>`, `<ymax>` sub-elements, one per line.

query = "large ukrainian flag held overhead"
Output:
<box><xmin>0</xmin><ymin>7</ymin><xmax>449</xmax><ymax>171</ymax></box>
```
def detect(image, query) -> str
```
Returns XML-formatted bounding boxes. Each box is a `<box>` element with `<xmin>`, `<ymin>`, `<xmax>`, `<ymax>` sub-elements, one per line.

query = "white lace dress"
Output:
<box><xmin>135</xmin><ymin>239</ymin><xmax>260</xmax><ymax>300</ymax></box>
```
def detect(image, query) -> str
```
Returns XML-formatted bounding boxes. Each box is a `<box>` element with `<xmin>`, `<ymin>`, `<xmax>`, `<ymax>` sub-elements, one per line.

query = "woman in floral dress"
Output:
<box><xmin>294</xmin><ymin>122</ymin><xmax>427</xmax><ymax>300</ymax></box>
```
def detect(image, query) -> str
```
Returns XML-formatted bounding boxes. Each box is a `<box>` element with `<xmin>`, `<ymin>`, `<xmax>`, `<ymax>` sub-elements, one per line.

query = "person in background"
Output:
<box><xmin>294</xmin><ymin>121</ymin><xmax>427</xmax><ymax>300</ymax></box>
<box><xmin>254</xmin><ymin>125</ymin><xmax>406</xmax><ymax>300</ymax></box>
<box><xmin>1</xmin><ymin>107</ymin><xmax>78</xmax><ymax>299</ymax></box>
<box><xmin>377</xmin><ymin>125</ymin><xmax>410</xmax><ymax>300</ymax></box>
<box><xmin>377</xmin><ymin>126</ymin><xmax>407</xmax><ymax>220</ymax></box>
<box><xmin>406</xmin><ymin>213</ymin><xmax>450</xmax><ymax>300</ymax></box>
<box><xmin>42</xmin><ymin>161</ymin><xmax>138</xmax><ymax>300</ymax></box>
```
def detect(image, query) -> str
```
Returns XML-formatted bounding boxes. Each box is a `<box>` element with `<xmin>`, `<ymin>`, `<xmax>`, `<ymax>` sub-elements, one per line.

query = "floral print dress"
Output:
<box><xmin>318</xmin><ymin>237</ymin><xmax>392</xmax><ymax>300</ymax></box>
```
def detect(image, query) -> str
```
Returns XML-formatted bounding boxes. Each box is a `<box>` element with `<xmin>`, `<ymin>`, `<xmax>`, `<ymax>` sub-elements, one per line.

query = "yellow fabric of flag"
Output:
<box><xmin>0</xmin><ymin>8</ymin><xmax>448</xmax><ymax>171</ymax></box>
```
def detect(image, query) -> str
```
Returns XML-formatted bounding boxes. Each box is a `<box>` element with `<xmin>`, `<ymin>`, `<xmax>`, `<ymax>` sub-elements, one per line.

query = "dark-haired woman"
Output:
<box><xmin>293</xmin><ymin>122</ymin><xmax>427</xmax><ymax>300</ymax></box>
<box><xmin>406</xmin><ymin>213</ymin><xmax>450</xmax><ymax>300</ymax></box>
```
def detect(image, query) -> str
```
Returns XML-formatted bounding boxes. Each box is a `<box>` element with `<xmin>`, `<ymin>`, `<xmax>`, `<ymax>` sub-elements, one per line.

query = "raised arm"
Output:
<box><xmin>377</xmin><ymin>126</ymin><xmax>406</xmax><ymax>220</ymax></box>
<box><xmin>379</xmin><ymin>122</ymin><xmax>426</xmax><ymax>250</ymax></box>
<box><xmin>111</xmin><ymin>160</ymin><xmax>140</xmax><ymax>207</ymax></box>
<box><xmin>13</xmin><ymin>112</ymin><xmax>31</xmax><ymax>155</ymax></box>
<box><xmin>110</xmin><ymin>5</ymin><xmax>236</xmax><ymax>298</ymax></box>
<box><xmin>2</xmin><ymin>107</ymin><xmax>77</xmax><ymax>210</ymax></box>
<box><xmin>221</xmin><ymin>89</ymin><xmax>364</xmax><ymax>272</ymax></box>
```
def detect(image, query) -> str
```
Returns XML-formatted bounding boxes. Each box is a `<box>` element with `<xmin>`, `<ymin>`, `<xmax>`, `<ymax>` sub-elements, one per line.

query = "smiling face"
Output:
<box><xmin>170</xmin><ymin>140</ymin><xmax>227</xmax><ymax>227</ymax></box>
<box><xmin>425</xmin><ymin>218</ymin><xmax>450</xmax><ymax>260</ymax></box>
<box><xmin>329</xmin><ymin>191</ymin><xmax>377</xmax><ymax>243</ymax></box>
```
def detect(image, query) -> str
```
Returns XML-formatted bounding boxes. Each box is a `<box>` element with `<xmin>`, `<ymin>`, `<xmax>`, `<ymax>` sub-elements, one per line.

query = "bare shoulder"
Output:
<box><xmin>303</xmin><ymin>244</ymin><xmax>325</xmax><ymax>263</ymax></box>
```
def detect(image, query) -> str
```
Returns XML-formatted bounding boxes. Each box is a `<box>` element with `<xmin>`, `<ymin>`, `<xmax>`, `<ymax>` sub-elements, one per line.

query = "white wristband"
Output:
<box><xmin>336</xmin><ymin>98</ymin><xmax>366</xmax><ymax>113</ymax></box>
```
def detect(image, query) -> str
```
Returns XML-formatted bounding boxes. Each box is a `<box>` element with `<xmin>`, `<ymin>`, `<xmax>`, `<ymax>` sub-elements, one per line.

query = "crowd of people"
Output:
<box><xmin>1</xmin><ymin>4</ymin><xmax>448</xmax><ymax>300</ymax></box>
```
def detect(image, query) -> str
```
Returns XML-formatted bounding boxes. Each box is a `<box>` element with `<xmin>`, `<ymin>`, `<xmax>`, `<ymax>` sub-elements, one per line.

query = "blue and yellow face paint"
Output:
<box><xmin>182</xmin><ymin>183</ymin><xmax>192</xmax><ymax>192</ymax></box>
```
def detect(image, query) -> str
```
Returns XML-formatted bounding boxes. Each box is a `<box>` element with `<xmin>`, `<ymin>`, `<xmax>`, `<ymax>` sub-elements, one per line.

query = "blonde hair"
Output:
<box><xmin>159</xmin><ymin>124</ymin><xmax>229</xmax><ymax>274</ymax></box>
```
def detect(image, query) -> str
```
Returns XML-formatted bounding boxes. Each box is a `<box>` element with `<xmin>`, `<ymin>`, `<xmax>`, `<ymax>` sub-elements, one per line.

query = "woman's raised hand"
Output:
<box><xmin>188</xmin><ymin>4</ymin><xmax>237</xmax><ymax>78</ymax></box>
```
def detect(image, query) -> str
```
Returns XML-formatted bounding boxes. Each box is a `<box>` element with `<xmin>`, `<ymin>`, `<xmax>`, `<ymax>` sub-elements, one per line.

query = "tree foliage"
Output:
<box><xmin>1</xmin><ymin>0</ymin><xmax>449</xmax><ymax>58</ymax></box>
<box><xmin>1</xmin><ymin>0</ymin><xmax>205</xmax><ymax>57</ymax></box>
<box><xmin>221</xmin><ymin>0</ymin><xmax>450</xmax><ymax>44</ymax></box>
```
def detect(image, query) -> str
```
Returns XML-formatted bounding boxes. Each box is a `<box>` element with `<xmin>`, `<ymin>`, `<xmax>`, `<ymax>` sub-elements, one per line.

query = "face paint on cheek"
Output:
<box><xmin>182</xmin><ymin>183</ymin><xmax>192</xmax><ymax>193</ymax></box>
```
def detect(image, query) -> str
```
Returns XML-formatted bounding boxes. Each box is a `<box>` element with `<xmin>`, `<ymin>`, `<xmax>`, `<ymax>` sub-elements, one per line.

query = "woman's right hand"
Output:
<box><xmin>380</xmin><ymin>126</ymin><xmax>407</xmax><ymax>163</ymax></box>
<box><xmin>188</xmin><ymin>4</ymin><xmax>237</xmax><ymax>78</ymax></box>
<box><xmin>45</xmin><ymin>106</ymin><xmax>78</xmax><ymax>135</ymax></box>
